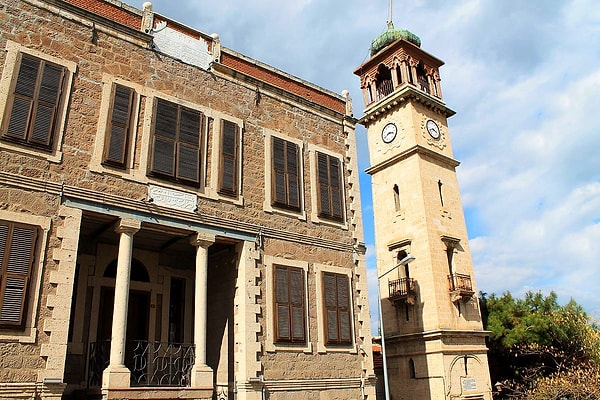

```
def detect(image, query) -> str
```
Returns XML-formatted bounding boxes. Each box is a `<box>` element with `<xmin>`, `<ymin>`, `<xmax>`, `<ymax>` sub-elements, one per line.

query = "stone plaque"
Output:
<box><xmin>148</xmin><ymin>185</ymin><xmax>197</xmax><ymax>212</ymax></box>
<box><xmin>461</xmin><ymin>377</ymin><xmax>477</xmax><ymax>392</ymax></box>
<box><xmin>153</xmin><ymin>27</ymin><xmax>211</xmax><ymax>71</ymax></box>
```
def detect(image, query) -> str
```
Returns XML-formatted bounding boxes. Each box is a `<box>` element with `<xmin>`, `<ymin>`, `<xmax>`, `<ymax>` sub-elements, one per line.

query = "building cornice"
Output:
<box><xmin>210</xmin><ymin>62</ymin><xmax>346</xmax><ymax>123</ymax></box>
<box><xmin>28</xmin><ymin>0</ymin><xmax>152</xmax><ymax>44</ymax></box>
<box><xmin>0</xmin><ymin>171</ymin><xmax>355</xmax><ymax>253</ymax></box>
<box><xmin>365</xmin><ymin>145</ymin><xmax>460</xmax><ymax>176</ymax></box>
<box><xmin>359</xmin><ymin>85</ymin><xmax>455</xmax><ymax>128</ymax></box>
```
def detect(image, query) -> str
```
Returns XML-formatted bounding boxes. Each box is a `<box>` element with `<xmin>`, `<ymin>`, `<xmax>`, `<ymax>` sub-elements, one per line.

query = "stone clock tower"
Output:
<box><xmin>354</xmin><ymin>23</ymin><xmax>492</xmax><ymax>400</ymax></box>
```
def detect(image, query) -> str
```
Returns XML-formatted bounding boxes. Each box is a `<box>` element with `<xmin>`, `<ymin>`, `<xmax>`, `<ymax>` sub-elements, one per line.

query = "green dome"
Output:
<box><xmin>370</xmin><ymin>22</ymin><xmax>421</xmax><ymax>56</ymax></box>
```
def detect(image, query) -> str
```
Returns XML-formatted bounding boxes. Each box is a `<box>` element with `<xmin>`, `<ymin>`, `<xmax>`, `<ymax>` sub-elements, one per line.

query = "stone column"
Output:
<box><xmin>410</xmin><ymin>60</ymin><xmax>418</xmax><ymax>85</ymax></box>
<box><xmin>434</xmin><ymin>73</ymin><xmax>443</xmax><ymax>99</ymax></box>
<box><xmin>102</xmin><ymin>218</ymin><xmax>141</xmax><ymax>389</ymax></box>
<box><xmin>400</xmin><ymin>60</ymin><xmax>410</xmax><ymax>85</ymax></box>
<box><xmin>190</xmin><ymin>232</ymin><xmax>215</xmax><ymax>388</ymax></box>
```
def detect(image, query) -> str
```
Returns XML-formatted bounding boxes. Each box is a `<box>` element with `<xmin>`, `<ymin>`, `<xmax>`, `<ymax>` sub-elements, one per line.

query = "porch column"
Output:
<box><xmin>190</xmin><ymin>232</ymin><xmax>215</xmax><ymax>388</ymax></box>
<box><xmin>102</xmin><ymin>218</ymin><xmax>141</xmax><ymax>389</ymax></box>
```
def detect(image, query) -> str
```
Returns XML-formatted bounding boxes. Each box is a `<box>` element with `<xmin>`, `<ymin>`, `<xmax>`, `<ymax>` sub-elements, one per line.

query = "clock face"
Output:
<box><xmin>426</xmin><ymin>119</ymin><xmax>440</xmax><ymax>139</ymax></box>
<box><xmin>382</xmin><ymin>123</ymin><xmax>397</xmax><ymax>143</ymax></box>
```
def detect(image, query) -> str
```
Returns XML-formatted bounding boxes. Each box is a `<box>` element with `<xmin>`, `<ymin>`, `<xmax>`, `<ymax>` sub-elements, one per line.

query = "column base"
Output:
<box><xmin>102</xmin><ymin>364</ymin><xmax>131</xmax><ymax>389</ymax></box>
<box><xmin>191</xmin><ymin>364</ymin><xmax>213</xmax><ymax>388</ymax></box>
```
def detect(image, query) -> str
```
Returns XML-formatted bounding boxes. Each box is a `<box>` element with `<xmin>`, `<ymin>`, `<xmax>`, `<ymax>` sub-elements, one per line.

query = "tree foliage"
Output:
<box><xmin>480</xmin><ymin>291</ymin><xmax>600</xmax><ymax>399</ymax></box>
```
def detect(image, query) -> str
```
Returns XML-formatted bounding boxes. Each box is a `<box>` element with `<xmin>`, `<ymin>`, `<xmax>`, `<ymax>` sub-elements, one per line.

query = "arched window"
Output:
<box><xmin>395</xmin><ymin>65</ymin><xmax>403</xmax><ymax>86</ymax></box>
<box><xmin>393</xmin><ymin>184</ymin><xmax>401</xmax><ymax>211</ymax></box>
<box><xmin>103</xmin><ymin>258</ymin><xmax>150</xmax><ymax>282</ymax></box>
<box><xmin>416</xmin><ymin>62</ymin><xmax>430</xmax><ymax>93</ymax></box>
<box><xmin>397</xmin><ymin>250</ymin><xmax>410</xmax><ymax>279</ymax></box>
<box><xmin>409</xmin><ymin>358</ymin><xmax>416</xmax><ymax>378</ymax></box>
<box><xmin>375</xmin><ymin>64</ymin><xmax>394</xmax><ymax>101</ymax></box>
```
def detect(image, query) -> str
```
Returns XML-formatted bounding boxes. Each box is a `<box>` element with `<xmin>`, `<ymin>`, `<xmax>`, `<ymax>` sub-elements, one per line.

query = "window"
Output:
<box><xmin>150</xmin><ymin>98</ymin><xmax>204</xmax><ymax>186</ymax></box>
<box><xmin>103</xmin><ymin>84</ymin><xmax>135</xmax><ymax>168</ymax></box>
<box><xmin>316</xmin><ymin>151</ymin><xmax>343</xmax><ymax>221</ymax></box>
<box><xmin>0</xmin><ymin>221</ymin><xmax>38</xmax><ymax>329</ymax></box>
<box><xmin>1</xmin><ymin>54</ymin><xmax>66</xmax><ymax>151</ymax></box>
<box><xmin>323</xmin><ymin>272</ymin><xmax>351</xmax><ymax>345</ymax></box>
<box><xmin>393</xmin><ymin>184</ymin><xmax>401</xmax><ymax>212</ymax></box>
<box><xmin>218</xmin><ymin>119</ymin><xmax>240</xmax><ymax>196</ymax></box>
<box><xmin>274</xmin><ymin>265</ymin><xmax>306</xmax><ymax>343</ymax></box>
<box><xmin>272</xmin><ymin>136</ymin><xmax>300</xmax><ymax>210</ymax></box>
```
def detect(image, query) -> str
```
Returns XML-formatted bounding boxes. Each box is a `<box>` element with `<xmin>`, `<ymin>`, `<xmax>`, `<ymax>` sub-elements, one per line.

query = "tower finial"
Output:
<box><xmin>388</xmin><ymin>0</ymin><xmax>393</xmax><ymax>25</ymax></box>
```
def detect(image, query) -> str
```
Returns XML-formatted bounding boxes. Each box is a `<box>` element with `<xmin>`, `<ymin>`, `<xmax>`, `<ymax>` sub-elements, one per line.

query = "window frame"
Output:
<box><xmin>264</xmin><ymin>255</ymin><xmax>311</xmax><ymax>353</ymax></box>
<box><xmin>217</xmin><ymin>118</ymin><xmax>241</xmax><ymax>197</ymax></box>
<box><xmin>314</xmin><ymin>263</ymin><xmax>356</xmax><ymax>353</ymax></box>
<box><xmin>322</xmin><ymin>271</ymin><xmax>352</xmax><ymax>345</ymax></box>
<box><xmin>0</xmin><ymin>41</ymin><xmax>76</xmax><ymax>163</ymax></box>
<box><xmin>315</xmin><ymin>151</ymin><xmax>344</xmax><ymax>221</ymax></box>
<box><xmin>271</xmin><ymin>136</ymin><xmax>301</xmax><ymax>210</ymax></box>
<box><xmin>0</xmin><ymin>221</ymin><xmax>39</xmax><ymax>329</ymax></box>
<box><xmin>273</xmin><ymin>264</ymin><xmax>306</xmax><ymax>344</ymax></box>
<box><xmin>102</xmin><ymin>83</ymin><xmax>136</xmax><ymax>169</ymax></box>
<box><xmin>308</xmin><ymin>146</ymin><xmax>347</xmax><ymax>227</ymax></box>
<box><xmin>149</xmin><ymin>97</ymin><xmax>206</xmax><ymax>188</ymax></box>
<box><xmin>0</xmin><ymin>211</ymin><xmax>49</xmax><ymax>343</ymax></box>
<box><xmin>263</xmin><ymin>130</ymin><xmax>306</xmax><ymax>220</ymax></box>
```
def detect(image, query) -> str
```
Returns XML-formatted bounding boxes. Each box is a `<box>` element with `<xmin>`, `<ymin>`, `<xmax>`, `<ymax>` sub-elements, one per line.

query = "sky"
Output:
<box><xmin>139</xmin><ymin>0</ymin><xmax>600</xmax><ymax>328</ymax></box>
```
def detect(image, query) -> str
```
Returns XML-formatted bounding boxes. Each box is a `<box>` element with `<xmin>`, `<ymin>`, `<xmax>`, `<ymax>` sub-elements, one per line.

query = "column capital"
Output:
<box><xmin>114</xmin><ymin>218</ymin><xmax>141</xmax><ymax>235</ymax></box>
<box><xmin>190</xmin><ymin>232</ymin><xmax>215</xmax><ymax>248</ymax></box>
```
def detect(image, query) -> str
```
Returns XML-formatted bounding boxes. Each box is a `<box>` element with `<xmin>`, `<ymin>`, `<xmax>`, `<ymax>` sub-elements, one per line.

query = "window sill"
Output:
<box><xmin>0</xmin><ymin>326</ymin><xmax>37</xmax><ymax>343</ymax></box>
<box><xmin>265</xmin><ymin>342</ymin><xmax>313</xmax><ymax>354</ymax></box>
<box><xmin>263</xmin><ymin>202</ymin><xmax>307</xmax><ymax>221</ymax></box>
<box><xmin>0</xmin><ymin>140</ymin><xmax>63</xmax><ymax>164</ymax></box>
<box><xmin>310</xmin><ymin>213</ymin><xmax>348</xmax><ymax>230</ymax></box>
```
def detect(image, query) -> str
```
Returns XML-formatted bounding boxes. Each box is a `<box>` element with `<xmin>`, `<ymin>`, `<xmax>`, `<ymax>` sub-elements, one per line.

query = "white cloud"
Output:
<box><xmin>140</xmin><ymin>0</ymin><xmax>600</xmax><ymax>327</ymax></box>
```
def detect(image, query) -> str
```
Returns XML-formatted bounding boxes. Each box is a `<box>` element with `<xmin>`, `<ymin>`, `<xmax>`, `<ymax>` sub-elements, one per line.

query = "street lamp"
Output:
<box><xmin>377</xmin><ymin>253</ymin><xmax>415</xmax><ymax>400</ymax></box>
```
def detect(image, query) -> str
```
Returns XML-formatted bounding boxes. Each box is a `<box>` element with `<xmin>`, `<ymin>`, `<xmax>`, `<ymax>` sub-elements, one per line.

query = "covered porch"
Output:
<box><xmin>64</xmin><ymin>210</ymin><xmax>247</xmax><ymax>399</ymax></box>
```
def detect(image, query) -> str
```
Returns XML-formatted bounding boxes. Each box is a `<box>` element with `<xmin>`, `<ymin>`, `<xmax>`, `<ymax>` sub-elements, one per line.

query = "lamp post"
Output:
<box><xmin>377</xmin><ymin>253</ymin><xmax>415</xmax><ymax>400</ymax></box>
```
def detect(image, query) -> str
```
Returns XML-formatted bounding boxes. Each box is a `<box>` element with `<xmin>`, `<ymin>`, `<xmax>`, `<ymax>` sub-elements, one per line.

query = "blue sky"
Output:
<box><xmin>140</xmin><ymin>0</ymin><xmax>600</xmax><ymax>328</ymax></box>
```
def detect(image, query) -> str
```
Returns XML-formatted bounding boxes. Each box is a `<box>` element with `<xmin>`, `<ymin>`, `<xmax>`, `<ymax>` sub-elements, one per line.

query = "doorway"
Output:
<box><xmin>97</xmin><ymin>288</ymin><xmax>150</xmax><ymax>379</ymax></box>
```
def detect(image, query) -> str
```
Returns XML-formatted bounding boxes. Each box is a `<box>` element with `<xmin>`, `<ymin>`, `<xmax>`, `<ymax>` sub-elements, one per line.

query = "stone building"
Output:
<box><xmin>354</xmin><ymin>23</ymin><xmax>493</xmax><ymax>399</ymax></box>
<box><xmin>0</xmin><ymin>1</ymin><xmax>375</xmax><ymax>399</ymax></box>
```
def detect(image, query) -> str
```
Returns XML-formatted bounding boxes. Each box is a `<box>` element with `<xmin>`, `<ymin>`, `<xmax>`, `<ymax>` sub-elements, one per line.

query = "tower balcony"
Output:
<box><xmin>388</xmin><ymin>277</ymin><xmax>416</xmax><ymax>304</ymax></box>
<box><xmin>447</xmin><ymin>273</ymin><xmax>474</xmax><ymax>302</ymax></box>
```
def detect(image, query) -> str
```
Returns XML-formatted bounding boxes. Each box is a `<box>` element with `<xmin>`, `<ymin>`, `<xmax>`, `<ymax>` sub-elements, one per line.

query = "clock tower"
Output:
<box><xmin>354</xmin><ymin>23</ymin><xmax>493</xmax><ymax>399</ymax></box>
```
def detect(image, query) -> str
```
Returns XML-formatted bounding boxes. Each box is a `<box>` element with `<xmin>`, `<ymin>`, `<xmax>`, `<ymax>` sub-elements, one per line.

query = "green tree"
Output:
<box><xmin>480</xmin><ymin>291</ymin><xmax>600</xmax><ymax>399</ymax></box>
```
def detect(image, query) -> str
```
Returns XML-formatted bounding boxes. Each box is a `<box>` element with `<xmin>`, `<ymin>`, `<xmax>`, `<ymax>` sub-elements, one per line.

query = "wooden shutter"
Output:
<box><xmin>275</xmin><ymin>266</ymin><xmax>290</xmax><ymax>341</ymax></box>
<box><xmin>286</xmin><ymin>143</ymin><xmax>300</xmax><ymax>208</ymax></box>
<box><xmin>6</xmin><ymin>56</ymin><xmax>38</xmax><ymax>140</ymax></box>
<box><xmin>324</xmin><ymin>272</ymin><xmax>339</xmax><ymax>343</ymax></box>
<box><xmin>0</xmin><ymin>222</ymin><xmax>37</xmax><ymax>328</ymax></box>
<box><xmin>272</xmin><ymin>137</ymin><xmax>300</xmax><ymax>210</ymax></box>
<box><xmin>104</xmin><ymin>85</ymin><xmax>134</xmax><ymax>167</ymax></box>
<box><xmin>176</xmin><ymin>107</ymin><xmax>201</xmax><ymax>183</ymax></box>
<box><xmin>336</xmin><ymin>274</ymin><xmax>351</xmax><ymax>342</ymax></box>
<box><xmin>152</xmin><ymin>99</ymin><xmax>177</xmax><ymax>176</ymax></box>
<box><xmin>5</xmin><ymin>55</ymin><xmax>65</xmax><ymax>150</ymax></box>
<box><xmin>318</xmin><ymin>152</ymin><xmax>331</xmax><ymax>215</ymax></box>
<box><xmin>152</xmin><ymin>100</ymin><xmax>202</xmax><ymax>185</ymax></box>
<box><xmin>274</xmin><ymin>265</ymin><xmax>305</xmax><ymax>343</ymax></box>
<box><xmin>289</xmin><ymin>268</ymin><xmax>305</xmax><ymax>341</ymax></box>
<box><xmin>219</xmin><ymin>120</ymin><xmax>239</xmax><ymax>196</ymax></box>
<box><xmin>317</xmin><ymin>152</ymin><xmax>343</xmax><ymax>221</ymax></box>
<box><xmin>272</xmin><ymin>137</ymin><xmax>287</xmax><ymax>205</ymax></box>
<box><xmin>30</xmin><ymin>62</ymin><xmax>63</xmax><ymax>147</ymax></box>
<box><xmin>323</xmin><ymin>272</ymin><xmax>352</xmax><ymax>345</ymax></box>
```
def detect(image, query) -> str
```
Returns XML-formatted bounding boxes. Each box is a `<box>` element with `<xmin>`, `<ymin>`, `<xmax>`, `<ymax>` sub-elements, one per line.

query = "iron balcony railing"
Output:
<box><xmin>388</xmin><ymin>277</ymin><xmax>416</xmax><ymax>301</ymax></box>
<box><xmin>376</xmin><ymin>79</ymin><xmax>394</xmax><ymax>101</ymax></box>
<box><xmin>88</xmin><ymin>340</ymin><xmax>194</xmax><ymax>388</ymax></box>
<box><xmin>447</xmin><ymin>273</ymin><xmax>473</xmax><ymax>293</ymax></box>
<box><xmin>417</xmin><ymin>76</ymin><xmax>430</xmax><ymax>94</ymax></box>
